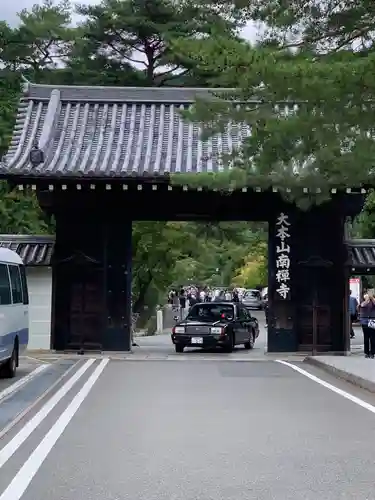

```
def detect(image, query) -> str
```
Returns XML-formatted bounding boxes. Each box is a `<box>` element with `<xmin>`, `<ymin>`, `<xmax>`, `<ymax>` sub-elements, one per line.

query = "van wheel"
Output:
<box><xmin>1</xmin><ymin>343</ymin><xmax>17</xmax><ymax>379</ymax></box>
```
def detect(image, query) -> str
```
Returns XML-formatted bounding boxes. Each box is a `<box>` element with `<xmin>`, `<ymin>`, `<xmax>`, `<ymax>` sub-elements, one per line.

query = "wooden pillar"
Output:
<box><xmin>51</xmin><ymin>213</ymin><xmax>105</xmax><ymax>351</ymax></box>
<box><xmin>292</xmin><ymin>205</ymin><xmax>348</xmax><ymax>353</ymax></box>
<box><xmin>267</xmin><ymin>202</ymin><xmax>349</xmax><ymax>353</ymax></box>
<box><xmin>267</xmin><ymin>210</ymin><xmax>297</xmax><ymax>352</ymax></box>
<box><xmin>104</xmin><ymin>219</ymin><xmax>132</xmax><ymax>351</ymax></box>
<box><xmin>51</xmin><ymin>218</ymin><xmax>66</xmax><ymax>351</ymax></box>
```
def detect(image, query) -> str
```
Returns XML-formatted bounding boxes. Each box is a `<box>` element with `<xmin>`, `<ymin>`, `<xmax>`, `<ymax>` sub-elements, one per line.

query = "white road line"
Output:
<box><xmin>0</xmin><ymin>360</ymin><xmax>80</xmax><ymax>441</ymax></box>
<box><xmin>22</xmin><ymin>356</ymin><xmax>50</xmax><ymax>364</ymax></box>
<box><xmin>0</xmin><ymin>365</ymin><xmax>49</xmax><ymax>403</ymax></box>
<box><xmin>277</xmin><ymin>360</ymin><xmax>375</xmax><ymax>414</ymax></box>
<box><xmin>0</xmin><ymin>358</ymin><xmax>95</xmax><ymax>469</ymax></box>
<box><xmin>0</xmin><ymin>358</ymin><xmax>109</xmax><ymax>500</ymax></box>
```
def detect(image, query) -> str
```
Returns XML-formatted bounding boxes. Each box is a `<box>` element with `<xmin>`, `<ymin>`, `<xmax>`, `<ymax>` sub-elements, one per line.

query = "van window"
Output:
<box><xmin>8</xmin><ymin>265</ymin><xmax>23</xmax><ymax>304</ymax></box>
<box><xmin>0</xmin><ymin>264</ymin><xmax>11</xmax><ymax>305</ymax></box>
<box><xmin>19</xmin><ymin>265</ymin><xmax>29</xmax><ymax>305</ymax></box>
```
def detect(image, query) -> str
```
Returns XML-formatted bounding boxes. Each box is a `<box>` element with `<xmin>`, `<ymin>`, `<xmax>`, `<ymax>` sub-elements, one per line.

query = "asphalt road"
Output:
<box><xmin>0</xmin><ymin>313</ymin><xmax>370</xmax><ymax>499</ymax></box>
<box><xmin>0</xmin><ymin>357</ymin><xmax>375</xmax><ymax>499</ymax></box>
<box><xmin>0</xmin><ymin>357</ymin><xmax>47</xmax><ymax>397</ymax></box>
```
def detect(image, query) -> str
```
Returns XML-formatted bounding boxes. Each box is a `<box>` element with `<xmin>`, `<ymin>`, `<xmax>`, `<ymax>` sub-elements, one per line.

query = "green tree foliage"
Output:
<box><xmin>132</xmin><ymin>220</ymin><xmax>267</xmax><ymax>318</ymax></box>
<box><xmin>0</xmin><ymin>72</ymin><xmax>21</xmax><ymax>158</ymax></box>
<box><xmin>247</xmin><ymin>0</ymin><xmax>375</xmax><ymax>54</ymax></box>
<box><xmin>0</xmin><ymin>183</ymin><xmax>50</xmax><ymax>234</ymax></box>
<box><xmin>1</xmin><ymin>0</ymin><xmax>73</xmax><ymax>74</ymax></box>
<box><xmin>246</xmin><ymin>0</ymin><xmax>375</xmax><ymax>224</ymax></box>
<box><xmin>355</xmin><ymin>191</ymin><xmax>375</xmax><ymax>238</ymax></box>
<box><xmin>232</xmin><ymin>245</ymin><xmax>268</xmax><ymax>289</ymax></box>
<box><xmin>169</xmin><ymin>36</ymin><xmax>375</xmax><ymax>207</ymax></box>
<box><xmin>74</xmin><ymin>0</ymin><xmax>242</xmax><ymax>86</ymax></box>
<box><xmin>0</xmin><ymin>71</ymin><xmax>50</xmax><ymax>234</ymax></box>
<box><xmin>167</xmin><ymin>1</ymin><xmax>375</xmax><ymax>208</ymax></box>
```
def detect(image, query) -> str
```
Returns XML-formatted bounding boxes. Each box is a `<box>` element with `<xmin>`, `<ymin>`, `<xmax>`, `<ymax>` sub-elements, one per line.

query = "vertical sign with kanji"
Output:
<box><xmin>275</xmin><ymin>212</ymin><xmax>291</xmax><ymax>300</ymax></box>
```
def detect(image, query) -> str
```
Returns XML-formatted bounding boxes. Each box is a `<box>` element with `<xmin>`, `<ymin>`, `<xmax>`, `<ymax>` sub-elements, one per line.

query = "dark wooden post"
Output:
<box><xmin>104</xmin><ymin>219</ymin><xmax>132</xmax><ymax>351</ymax></box>
<box><xmin>267</xmin><ymin>210</ymin><xmax>298</xmax><ymax>352</ymax></box>
<box><xmin>293</xmin><ymin>203</ymin><xmax>348</xmax><ymax>353</ymax></box>
<box><xmin>51</xmin><ymin>211</ymin><xmax>105</xmax><ymax>351</ymax></box>
<box><xmin>51</xmin><ymin>214</ymin><xmax>68</xmax><ymax>351</ymax></box>
<box><xmin>267</xmin><ymin>200</ymin><xmax>350</xmax><ymax>353</ymax></box>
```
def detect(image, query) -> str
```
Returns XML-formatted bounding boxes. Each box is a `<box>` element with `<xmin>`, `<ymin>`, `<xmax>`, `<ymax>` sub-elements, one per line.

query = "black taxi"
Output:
<box><xmin>171</xmin><ymin>301</ymin><xmax>259</xmax><ymax>353</ymax></box>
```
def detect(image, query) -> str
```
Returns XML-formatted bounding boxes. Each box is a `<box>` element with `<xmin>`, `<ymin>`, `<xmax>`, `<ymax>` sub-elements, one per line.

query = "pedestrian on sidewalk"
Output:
<box><xmin>349</xmin><ymin>289</ymin><xmax>358</xmax><ymax>339</ymax></box>
<box><xmin>359</xmin><ymin>290</ymin><xmax>375</xmax><ymax>358</ymax></box>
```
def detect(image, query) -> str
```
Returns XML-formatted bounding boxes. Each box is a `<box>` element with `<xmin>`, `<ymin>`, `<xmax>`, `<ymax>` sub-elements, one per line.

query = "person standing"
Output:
<box><xmin>349</xmin><ymin>290</ymin><xmax>358</xmax><ymax>339</ymax></box>
<box><xmin>189</xmin><ymin>293</ymin><xmax>198</xmax><ymax>307</ymax></box>
<box><xmin>232</xmin><ymin>288</ymin><xmax>239</xmax><ymax>302</ymax></box>
<box><xmin>263</xmin><ymin>293</ymin><xmax>269</xmax><ymax>328</ymax></box>
<box><xmin>179</xmin><ymin>288</ymin><xmax>186</xmax><ymax>320</ymax></box>
<box><xmin>172</xmin><ymin>289</ymin><xmax>179</xmax><ymax>307</ymax></box>
<box><xmin>359</xmin><ymin>290</ymin><xmax>375</xmax><ymax>358</ymax></box>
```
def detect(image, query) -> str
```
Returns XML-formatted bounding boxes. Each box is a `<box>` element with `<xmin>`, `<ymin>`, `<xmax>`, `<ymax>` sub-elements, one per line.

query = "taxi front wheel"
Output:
<box><xmin>223</xmin><ymin>333</ymin><xmax>234</xmax><ymax>353</ymax></box>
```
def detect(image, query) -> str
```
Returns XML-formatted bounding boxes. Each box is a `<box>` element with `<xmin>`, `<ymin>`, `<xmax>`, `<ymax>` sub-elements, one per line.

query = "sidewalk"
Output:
<box><xmin>305</xmin><ymin>355</ymin><xmax>375</xmax><ymax>393</ymax></box>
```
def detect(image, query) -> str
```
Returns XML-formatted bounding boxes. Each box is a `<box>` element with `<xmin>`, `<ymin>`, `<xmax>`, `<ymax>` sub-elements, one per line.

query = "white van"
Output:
<box><xmin>0</xmin><ymin>248</ymin><xmax>29</xmax><ymax>378</ymax></box>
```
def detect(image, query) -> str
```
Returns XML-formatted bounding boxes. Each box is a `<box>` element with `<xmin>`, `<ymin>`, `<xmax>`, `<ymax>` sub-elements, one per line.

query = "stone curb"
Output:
<box><xmin>304</xmin><ymin>356</ymin><xmax>375</xmax><ymax>393</ymax></box>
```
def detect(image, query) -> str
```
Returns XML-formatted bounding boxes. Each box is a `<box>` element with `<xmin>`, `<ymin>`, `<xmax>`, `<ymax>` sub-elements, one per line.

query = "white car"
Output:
<box><xmin>242</xmin><ymin>289</ymin><xmax>263</xmax><ymax>310</ymax></box>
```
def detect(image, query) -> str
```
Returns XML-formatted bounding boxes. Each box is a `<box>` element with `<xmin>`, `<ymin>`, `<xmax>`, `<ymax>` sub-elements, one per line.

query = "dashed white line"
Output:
<box><xmin>0</xmin><ymin>358</ymin><xmax>109</xmax><ymax>500</ymax></box>
<box><xmin>277</xmin><ymin>360</ymin><xmax>375</xmax><ymax>414</ymax></box>
<box><xmin>0</xmin><ymin>358</ymin><xmax>95</xmax><ymax>469</ymax></box>
<box><xmin>0</xmin><ymin>364</ymin><xmax>49</xmax><ymax>403</ymax></box>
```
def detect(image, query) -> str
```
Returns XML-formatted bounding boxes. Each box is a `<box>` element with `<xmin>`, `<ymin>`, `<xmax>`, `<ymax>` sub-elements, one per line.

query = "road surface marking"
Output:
<box><xmin>0</xmin><ymin>358</ymin><xmax>95</xmax><ymax>469</ymax></box>
<box><xmin>22</xmin><ymin>356</ymin><xmax>50</xmax><ymax>364</ymax></box>
<box><xmin>0</xmin><ymin>358</ymin><xmax>109</xmax><ymax>500</ymax></box>
<box><xmin>0</xmin><ymin>364</ymin><xmax>49</xmax><ymax>403</ymax></box>
<box><xmin>277</xmin><ymin>360</ymin><xmax>375</xmax><ymax>414</ymax></box>
<box><xmin>0</xmin><ymin>359</ymin><xmax>80</xmax><ymax>441</ymax></box>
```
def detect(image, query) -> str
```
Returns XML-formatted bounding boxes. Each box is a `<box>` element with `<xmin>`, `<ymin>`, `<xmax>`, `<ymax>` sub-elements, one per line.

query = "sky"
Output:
<box><xmin>1</xmin><ymin>0</ymin><xmax>261</xmax><ymax>42</ymax></box>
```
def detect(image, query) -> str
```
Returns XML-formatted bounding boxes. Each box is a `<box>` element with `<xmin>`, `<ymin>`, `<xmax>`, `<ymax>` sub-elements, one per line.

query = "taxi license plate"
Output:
<box><xmin>191</xmin><ymin>337</ymin><xmax>203</xmax><ymax>344</ymax></box>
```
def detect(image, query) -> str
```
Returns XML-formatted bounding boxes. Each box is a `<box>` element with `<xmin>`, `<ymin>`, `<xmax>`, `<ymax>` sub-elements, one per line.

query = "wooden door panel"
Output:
<box><xmin>65</xmin><ymin>267</ymin><xmax>104</xmax><ymax>350</ymax></box>
<box><xmin>297</xmin><ymin>305</ymin><xmax>331</xmax><ymax>349</ymax></box>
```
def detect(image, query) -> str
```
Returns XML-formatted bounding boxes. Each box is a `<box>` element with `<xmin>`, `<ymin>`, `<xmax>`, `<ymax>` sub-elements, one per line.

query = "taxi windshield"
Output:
<box><xmin>186</xmin><ymin>303</ymin><xmax>234</xmax><ymax>322</ymax></box>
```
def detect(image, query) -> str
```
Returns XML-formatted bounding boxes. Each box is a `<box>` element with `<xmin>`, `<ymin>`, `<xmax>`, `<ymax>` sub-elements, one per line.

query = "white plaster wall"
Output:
<box><xmin>26</xmin><ymin>267</ymin><xmax>52</xmax><ymax>350</ymax></box>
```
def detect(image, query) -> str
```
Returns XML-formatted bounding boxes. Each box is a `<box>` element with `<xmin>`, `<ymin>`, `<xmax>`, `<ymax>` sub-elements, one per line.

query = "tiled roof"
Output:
<box><xmin>347</xmin><ymin>239</ymin><xmax>375</xmax><ymax>271</ymax></box>
<box><xmin>0</xmin><ymin>83</ymin><xmax>253</xmax><ymax>179</ymax></box>
<box><xmin>0</xmin><ymin>235</ymin><xmax>54</xmax><ymax>266</ymax></box>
